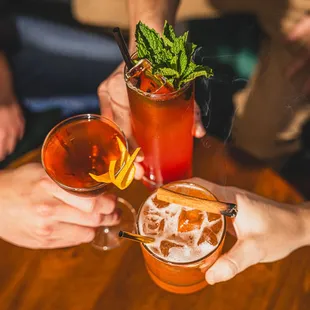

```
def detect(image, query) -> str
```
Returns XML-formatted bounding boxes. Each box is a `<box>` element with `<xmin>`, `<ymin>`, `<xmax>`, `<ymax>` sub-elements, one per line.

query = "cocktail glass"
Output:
<box><xmin>41</xmin><ymin>114</ymin><xmax>136</xmax><ymax>251</ymax></box>
<box><xmin>137</xmin><ymin>181</ymin><xmax>226</xmax><ymax>294</ymax></box>
<box><xmin>125</xmin><ymin>54</ymin><xmax>195</xmax><ymax>190</ymax></box>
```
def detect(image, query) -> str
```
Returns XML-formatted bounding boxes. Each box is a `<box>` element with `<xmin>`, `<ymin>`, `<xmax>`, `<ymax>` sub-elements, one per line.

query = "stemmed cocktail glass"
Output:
<box><xmin>41</xmin><ymin>114</ymin><xmax>136</xmax><ymax>251</ymax></box>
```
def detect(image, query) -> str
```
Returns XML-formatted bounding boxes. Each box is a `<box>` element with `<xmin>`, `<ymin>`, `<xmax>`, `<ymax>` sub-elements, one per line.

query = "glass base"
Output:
<box><xmin>91</xmin><ymin>197</ymin><xmax>136</xmax><ymax>251</ymax></box>
<box><xmin>146</xmin><ymin>265</ymin><xmax>208</xmax><ymax>294</ymax></box>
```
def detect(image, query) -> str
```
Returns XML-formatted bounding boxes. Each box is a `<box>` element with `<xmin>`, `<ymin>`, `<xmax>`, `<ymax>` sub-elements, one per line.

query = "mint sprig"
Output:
<box><xmin>135</xmin><ymin>21</ymin><xmax>213</xmax><ymax>89</ymax></box>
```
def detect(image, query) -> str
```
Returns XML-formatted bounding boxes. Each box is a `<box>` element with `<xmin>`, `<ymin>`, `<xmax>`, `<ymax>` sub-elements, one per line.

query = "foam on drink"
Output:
<box><xmin>138</xmin><ymin>183</ymin><xmax>224</xmax><ymax>263</ymax></box>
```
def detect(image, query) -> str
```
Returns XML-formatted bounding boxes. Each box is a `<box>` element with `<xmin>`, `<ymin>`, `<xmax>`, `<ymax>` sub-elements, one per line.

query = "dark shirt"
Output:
<box><xmin>0</xmin><ymin>0</ymin><xmax>20</xmax><ymax>53</ymax></box>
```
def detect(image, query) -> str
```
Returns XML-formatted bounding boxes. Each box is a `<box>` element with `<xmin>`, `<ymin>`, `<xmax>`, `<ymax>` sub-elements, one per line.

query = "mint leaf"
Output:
<box><xmin>154</xmin><ymin>67</ymin><xmax>180</xmax><ymax>78</ymax></box>
<box><xmin>180</xmin><ymin>65</ymin><xmax>213</xmax><ymax>88</ymax></box>
<box><xmin>170</xmin><ymin>55</ymin><xmax>178</xmax><ymax>71</ymax></box>
<box><xmin>179</xmin><ymin>49</ymin><xmax>188</xmax><ymax>75</ymax></box>
<box><xmin>185</xmin><ymin>42</ymin><xmax>197</xmax><ymax>57</ymax></box>
<box><xmin>135</xmin><ymin>21</ymin><xmax>213</xmax><ymax>90</ymax></box>
<box><xmin>181</xmin><ymin>61</ymin><xmax>196</xmax><ymax>79</ymax></box>
<box><xmin>163</xmin><ymin>20</ymin><xmax>176</xmax><ymax>44</ymax></box>
<box><xmin>171</xmin><ymin>36</ymin><xmax>184</xmax><ymax>55</ymax></box>
<box><xmin>136</xmin><ymin>21</ymin><xmax>164</xmax><ymax>64</ymax></box>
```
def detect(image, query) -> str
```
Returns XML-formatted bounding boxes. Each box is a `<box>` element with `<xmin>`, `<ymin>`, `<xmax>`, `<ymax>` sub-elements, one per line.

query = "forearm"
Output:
<box><xmin>208</xmin><ymin>0</ymin><xmax>260</xmax><ymax>14</ymax></box>
<box><xmin>127</xmin><ymin>0</ymin><xmax>180</xmax><ymax>52</ymax></box>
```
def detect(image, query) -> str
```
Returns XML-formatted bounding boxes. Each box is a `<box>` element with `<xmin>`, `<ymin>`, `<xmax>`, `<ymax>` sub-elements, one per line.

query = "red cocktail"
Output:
<box><xmin>125</xmin><ymin>59</ymin><xmax>194</xmax><ymax>189</ymax></box>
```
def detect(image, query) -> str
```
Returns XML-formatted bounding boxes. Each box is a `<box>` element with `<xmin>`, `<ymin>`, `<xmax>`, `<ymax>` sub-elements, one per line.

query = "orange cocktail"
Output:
<box><xmin>125</xmin><ymin>61</ymin><xmax>194</xmax><ymax>189</ymax></box>
<box><xmin>137</xmin><ymin>181</ymin><xmax>226</xmax><ymax>294</ymax></box>
<box><xmin>42</xmin><ymin>114</ymin><xmax>136</xmax><ymax>251</ymax></box>
<box><xmin>42</xmin><ymin>114</ymin><xmax>127</xmax><ymax>196</ymax></box>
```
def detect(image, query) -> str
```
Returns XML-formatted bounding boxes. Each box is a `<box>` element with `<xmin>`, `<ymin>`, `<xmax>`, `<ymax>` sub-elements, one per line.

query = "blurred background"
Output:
<box><xmin>1</xmin><ymin>0</ymin><xmax>309</xmax><ymax>199</ymax></box>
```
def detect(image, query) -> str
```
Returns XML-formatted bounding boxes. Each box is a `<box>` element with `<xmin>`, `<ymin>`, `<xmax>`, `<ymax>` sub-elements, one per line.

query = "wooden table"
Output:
<box><xmin>1</xmin><ymin>136</ymin><xmax>309</xmax><ymax>310</ymax></box>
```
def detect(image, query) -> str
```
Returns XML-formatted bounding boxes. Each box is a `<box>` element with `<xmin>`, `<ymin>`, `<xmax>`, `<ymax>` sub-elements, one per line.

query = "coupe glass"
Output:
<box><xmin>41</xmin><ymin>114</ymin><xmax>136</xmax><ymax>250</ymax></box>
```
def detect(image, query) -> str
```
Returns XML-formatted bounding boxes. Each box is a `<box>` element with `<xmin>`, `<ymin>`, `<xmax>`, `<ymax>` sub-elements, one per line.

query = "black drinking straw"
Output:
<box><xmin>113</xmin><ymin>27</ymin><xmax>134</xmax><ymax>69</ymax></box>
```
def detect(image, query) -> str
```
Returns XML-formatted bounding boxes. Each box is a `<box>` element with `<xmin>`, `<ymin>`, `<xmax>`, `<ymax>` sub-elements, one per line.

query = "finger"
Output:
<box><xmin>7</xmin><ymin>127</ymin><xmax>18</xmax><ymax>155</ymax></box>
<box><xmin>205</xmin><ymin>239</ymin><xmax>262</xmax><ymax>285</ymax></box>
<box><xmin>193</xmin><ymin>101</ymin><xmax>206</xmax><ymax>138</ymax></box>
<box><xmin>9</xmin><ymin>101</ymin><xmax>25</xmax><ymax>141</ymax></box>
<box><xmin>51</xmin><ymin>203</ymin><xmax>105</xmax><ymax>227</ymax></box>
<box><xmin>226</xmin><ymin>218</ymin><xmax>237</xmax><ymax>237</ymax></box>
<box><xmin>40</xmin><ymin>177</ymin><xmax>110</xmax><ymax>213</ymax></box>
<box><xmin>100</xmin><ymin>211</ymin><xmax>121</xmax><ymax>226</ymax></box>
<box><xmin>127</xmin><ymin>134</ymin><xmax>144</xmax><ymax>160</ymax></box>
<box><xmin>45</xmin><ymin>223</ymin><xmax>95</xmax><ymax>248</ymax></box>
<box><xmin>106</xmin><ymin>71</ymin><xmax>133</xmax><ymax>138</ymax></box>
<box><xmin>134</xmin><ymin>162</ymin><xmax>144</xmax><ymax>180</ymax></box>
<box><xmin>0</xmin><ymin>129</ymin><xmax>8</xmax><ymax>160</ymax></box>
<box><xmin>93</xmin><ymin>193</ymin><xmax>116</xmax><ymax>215</ymax></box>
<box><xmin>127</xmin><ymin>133</ymin><xmax>144</xmax><ymax>165</ymax></box>
<box><xmin>17</xmin><ymin>113</ymin><xmax>25</xmax><ymax>140</ymax></box>
<box><xmin>98</xmin><ymin>86</ymin><xmax>114</xmax><ymax>120</ymax></box>
<box><xmin>288</xmin><ymin>17</ymin><xmax>310</xmax><ymax>43</ymax></box>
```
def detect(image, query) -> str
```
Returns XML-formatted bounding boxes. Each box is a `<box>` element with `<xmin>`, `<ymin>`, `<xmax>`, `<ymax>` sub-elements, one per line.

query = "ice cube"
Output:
<box><xmin>126</xmin><ymin>59</ymin><xmax>151</xmax><ymax>79</ymax></box>
<box><xmin>143</xmin><ymin>205</ymin><xmax>150</xmax><ymax>216</ymax></box>
<box><xmin>153</xmin><ymin>195</ymin><xmax>170</xmax><ymax>209</ymax></box>
<box><xmin>159</xmin><ymin>219</ymin><xmax>165</xmax><ymax>232</ymax></box>
<box><xmin>160</xmin><ymin>240</ymin><xmax>183</xmax><ymax>257</ymax></box>
<box><xmin>143</xmin><ymin>204</ymin><xmax>160</xmax><ymax>216</ymax></box>
<box><xmin>143</xmin><ymin>218</ymin><xmax>165</xmax><ymax>235</ymax></box>
<box><xmin>126</xmin><ymin>59</ymin><xmax>173</xmax><ymax>94</ymax></box>
<box><xmin>207</xmin><ymin>213</ymin><xmax>221</xmax><ymax>222</ymax></box>
<box><xmin>149</xmin><ymin>246</ymin><xmax>160</xmax><ymax>256</ymax></box>
<box><xmin>178</xmin><ymin>209</ymin><xmax>204</xmax><ymax>233</ymax></box>
<box><xmin>211</xmin><ymin>220</ymin><xmax>223</xmax><ymax>234</ymax></box>
<box><xmin>198</xmin><ymin>227</ymin><xmax>218</xmax><ymax>246</ymax></box>
<box><xmin>168</xmin><ymin>233</ymin><xmax>186</xmax><ymax>244</ymax></box>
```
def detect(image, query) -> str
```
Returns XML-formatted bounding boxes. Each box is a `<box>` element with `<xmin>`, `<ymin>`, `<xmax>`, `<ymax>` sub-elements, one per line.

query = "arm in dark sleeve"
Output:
<box><xmin>0</xmin><ymin>15</ymin><xmax>20</xmax><ymax>54</ymax></box>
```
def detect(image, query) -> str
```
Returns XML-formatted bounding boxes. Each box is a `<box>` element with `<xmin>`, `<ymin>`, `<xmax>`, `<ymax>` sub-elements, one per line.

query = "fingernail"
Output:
<box><xmin>206</xmin><ymin>270</ymin><xmax>215</xmax><ymax>285</ymax></box>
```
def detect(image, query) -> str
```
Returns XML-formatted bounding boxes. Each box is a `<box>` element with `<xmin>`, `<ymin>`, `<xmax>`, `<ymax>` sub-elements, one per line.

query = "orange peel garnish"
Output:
<box><xmin>89</xmin><ymin>137</ymin><xmax>140</xmax><ymax>190</ymax></box>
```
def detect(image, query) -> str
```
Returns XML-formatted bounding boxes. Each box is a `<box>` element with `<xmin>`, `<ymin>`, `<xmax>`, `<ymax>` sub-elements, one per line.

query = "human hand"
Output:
<box><xmin>204</xmin><ymin>188</ymin><xmax>308</xmax><ymax>285</ymax></box>
<box><xmin>98</xmin><ymin>63</ymin><xmax>206</xmax><ymax>179</ymax></box>
<box><xmin>0</xmin><ymin>52</ymin><xmax>25</xmax><ymax>161</ymax></box>
<box><xmin>0</xmin><ymin>94</ymin><xmax>25</xmax><ymax>161</ymax></box>
<box><xmin>287</xmin><ymin>16</ymin><xmax>310</xmax><ymax>96</ymax></box>
<box><xmin>0</xmin><ymin>164</ymin><xmax>119</xmax><ymax>249</ymax></box>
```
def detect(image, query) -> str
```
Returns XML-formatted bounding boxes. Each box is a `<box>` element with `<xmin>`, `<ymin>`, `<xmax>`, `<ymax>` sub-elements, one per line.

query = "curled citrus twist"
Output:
<box><xmin>89</xmin><ymin>137</ymin><xmax>140</xmax><ymax>190</ymax></box>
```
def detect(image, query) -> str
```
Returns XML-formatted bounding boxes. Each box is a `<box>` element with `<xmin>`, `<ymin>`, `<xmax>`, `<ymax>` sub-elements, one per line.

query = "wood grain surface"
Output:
<box><xmin>2</xmin><ymin>136</ymin><xmax>309</xmax><ymax>310</ymax></box>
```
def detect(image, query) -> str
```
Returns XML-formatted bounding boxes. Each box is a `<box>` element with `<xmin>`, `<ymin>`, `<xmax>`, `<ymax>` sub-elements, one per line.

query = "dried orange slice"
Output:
<box><xmin>89</xmin><ymin>137</ymin><xmax>140</xmax><ymax>190</ymax></box>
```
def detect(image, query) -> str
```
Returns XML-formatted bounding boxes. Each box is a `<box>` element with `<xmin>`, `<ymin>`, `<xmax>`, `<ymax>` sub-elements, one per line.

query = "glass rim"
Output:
<box><xmin>136</xmin><ymin>181</ymin><xmax>227</xmax><ymax>266</ymax></box>
<box><xmin>124</xmin><ymin>51</ymin><xmax>193</xmax><ymax>101</ymax></box>
<box><xmin>41</xmin><ymin>113</ymin><xmax>128</xmax><ymax>193</ymax></box>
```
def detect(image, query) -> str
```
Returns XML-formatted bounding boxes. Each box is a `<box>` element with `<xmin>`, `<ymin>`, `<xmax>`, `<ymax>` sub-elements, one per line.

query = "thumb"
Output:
<box><xmin>98</xmin><ymin>84</ymin><xmax>114</xmax><ymax>120</ymax></box>
<box><xmin>205</xmin><ymin>239</ymin><xmax>261</xmax><ymax>285</ymax></box>
<box><xmin>193</xmin><ymin>101</ymin><xmax>206</xmax><ymax>138</ymax></box>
